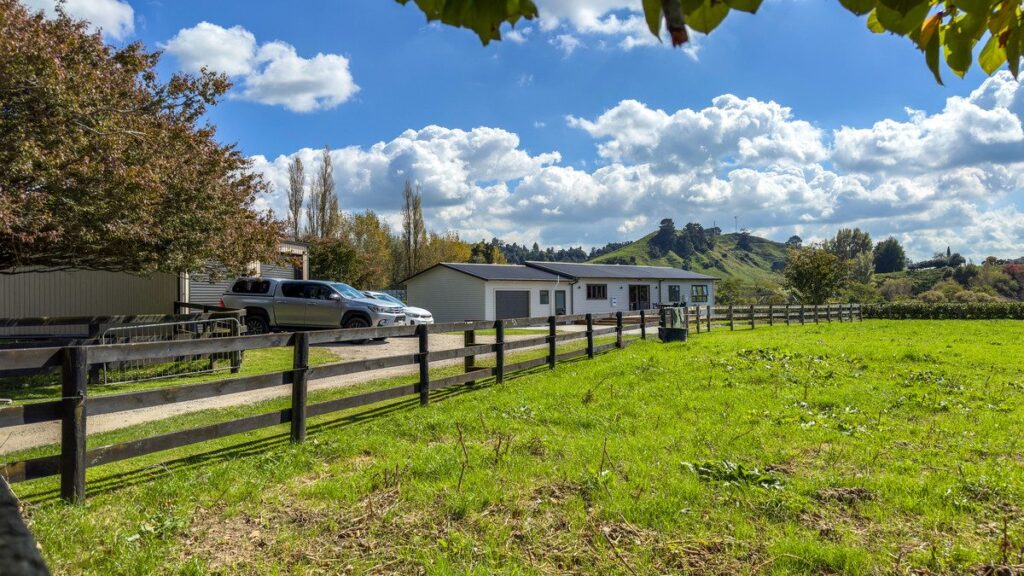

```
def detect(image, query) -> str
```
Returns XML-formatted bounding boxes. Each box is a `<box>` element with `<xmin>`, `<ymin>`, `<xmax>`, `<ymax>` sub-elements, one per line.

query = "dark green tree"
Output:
<box><xmin>783</xmin><ymin>247</ymin><xmax>846</xmax><ymax>305</ymax></box>
<box><xmin>873</xmin><ymin>237</ymin><xmax>907</xmax><ymax>273</ymax></box>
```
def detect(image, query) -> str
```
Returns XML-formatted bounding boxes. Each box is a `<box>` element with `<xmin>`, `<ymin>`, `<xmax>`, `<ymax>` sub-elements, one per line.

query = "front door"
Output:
<box><xmin>628</xmin><ymin>285</ymin><xmax>650</xmax><ymax>311</ymax></box>
<box><xmin>554</xmin><ymin>290</ymin><xmax>567</xmax><ymax>315</ymax></box>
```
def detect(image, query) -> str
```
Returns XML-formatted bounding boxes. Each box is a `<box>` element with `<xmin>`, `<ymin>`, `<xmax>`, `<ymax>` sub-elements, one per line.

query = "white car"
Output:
<box><xmin>363</xmin><ymin>291</ymin><xmax>435</xmax><ymax>325</ymax></box>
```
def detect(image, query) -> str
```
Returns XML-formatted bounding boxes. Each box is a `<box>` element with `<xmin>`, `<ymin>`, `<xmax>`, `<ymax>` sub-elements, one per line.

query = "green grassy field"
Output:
<box><xmin>12</xmin><ymin>320</ymin><xmax>1024</xmax><ymax>575</ymax></box>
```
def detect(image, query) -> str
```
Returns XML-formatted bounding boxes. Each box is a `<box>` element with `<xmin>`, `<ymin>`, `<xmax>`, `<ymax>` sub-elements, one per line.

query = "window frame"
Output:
<box><xmin>539</xmin><ymin>290</ymin><xmax>550</xmax><ymax>305</ymax></box>
<box><xmin>691</xmin><ymin>284</ymin><xmax>709</xmax><ymax>303</ymax></box>
<box><xmin>668</xmin><ymin>285</ymin><xmax>681</xmax><ymax>303</ymax></box>
<box><xmin>586</xmin><ymin>284</ymin><xmax>608</xmax><ymax>301</ymax></box>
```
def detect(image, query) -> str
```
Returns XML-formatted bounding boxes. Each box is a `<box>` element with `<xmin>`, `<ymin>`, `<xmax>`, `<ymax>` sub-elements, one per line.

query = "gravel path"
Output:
<box><xmin>0</xmin><ymin>330</ymin><xmax>567</xmax><ymax>455</ymax></box>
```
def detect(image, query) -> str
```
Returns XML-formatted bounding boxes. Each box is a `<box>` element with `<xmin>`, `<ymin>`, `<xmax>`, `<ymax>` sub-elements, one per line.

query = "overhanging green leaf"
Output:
<box><xmin>685</xmin><ymin>1</ymin><xmax>731</xmax><ymax>34</ymax></box>
<box><xmin>874</xmin><ymin>1</ymin><xmax>929</xmax><ymax>35</ymax></box>
<box><xmin>876</xmin><ymin>0</ymin><xmax>930</xmax><ymax>16</ymax></box>
<box><xmin>642</xmin><ymin>0</ymin><xmax>664</xmax><ymax>37</ymax></box>
<box><xmin>978</xmin><ymin>32</ymin><xmax>1006</xmax><ymax>74</ymax></box>
<box><xmin>723</xmin><ymin>0</ymin><xmax>763</xmax><ymax>14</ymax></box>
<box><xmin>951</xmin><ymin>0</ymin><xmax>993</xmax><ymax>14</ymax></box>
<box><xmin>867</xmin><ymin>10</ymin><xmax>886</xmax><ymax>33</ymax></box>
<box><xmin>839</xmin><ymin>0</ymin><xmax>876</xmax><ymax>16</ymax></box>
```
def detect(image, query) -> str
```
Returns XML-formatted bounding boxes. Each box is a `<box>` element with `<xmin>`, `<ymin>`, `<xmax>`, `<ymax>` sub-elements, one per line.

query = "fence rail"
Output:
<box><xmin>0</xmin><ymin>304</ymin><xmax>863</xmax><ymax>503</ymax></box>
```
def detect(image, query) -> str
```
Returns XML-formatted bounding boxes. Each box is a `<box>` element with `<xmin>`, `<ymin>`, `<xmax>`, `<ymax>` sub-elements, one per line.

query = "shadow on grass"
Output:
<box><xmin>22</xmin><ymin>353</ymin><xmax>597</xmax><ymax>504</ymax></box>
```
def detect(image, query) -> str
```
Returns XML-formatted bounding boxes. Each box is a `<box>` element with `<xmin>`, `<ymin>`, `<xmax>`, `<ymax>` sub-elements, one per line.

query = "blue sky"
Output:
<box><xmin>22</xmin><ymin>0</ymin><xmax>1024</xmax><ymax>259</ymax></box>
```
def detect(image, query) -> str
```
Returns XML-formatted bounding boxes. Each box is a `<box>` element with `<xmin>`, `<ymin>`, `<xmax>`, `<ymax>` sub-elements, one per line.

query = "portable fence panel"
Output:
<box><xmin>100</xmin><ymin>318</ymin><xmax>241</xmax><ymax>385</ymax></box>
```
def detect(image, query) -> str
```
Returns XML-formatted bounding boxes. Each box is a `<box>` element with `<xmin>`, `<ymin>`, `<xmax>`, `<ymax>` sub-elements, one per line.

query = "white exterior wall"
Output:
<box><xmin>482</xmin><ymin>280</ymin><xmax>566</xmax><ymax>320</ymax></box>
<box><xmin>656</xmin><ymin>280</ymin><xmax>716</xmax><ymax>308</ymax></box>
<box><xmin>571</xmin><ymin>277</ymin><xmax>716</xmax><ymax>315</ymax></box>
<box><xmin>406</xmin><ymin>266</ymin><xmax>486</xmax><ymax>323</ymax></box>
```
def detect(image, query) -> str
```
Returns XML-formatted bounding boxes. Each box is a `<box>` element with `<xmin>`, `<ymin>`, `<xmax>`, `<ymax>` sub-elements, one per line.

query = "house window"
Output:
<box><xmin>540</xmin><ymin>290</ymin><xmax>550</xmax><ymax>305</ymax></box>
<box><xmin>668</xmin><ymin>285</ymin><xmax>681</xmax><ymax>303</ymax></box>
<box><xmin>691</xmin><ymin>284</ymin><xmax>709</xmax><ymax>303</ymax></box>
<box><xmin>586</xmin><ymin>284</ymin><xmax>608</xmax><ymax>300</ymax></box>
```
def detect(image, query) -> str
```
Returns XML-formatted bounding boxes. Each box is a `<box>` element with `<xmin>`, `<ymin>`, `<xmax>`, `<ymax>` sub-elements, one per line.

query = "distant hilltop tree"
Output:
<box><xmin>786</xmin><ymin>235</ymin><xmax>803</xmax><ymax>249</ymax></box>
<box><xmin>873</xmin><ymin>237</ymin><xmax>907</xmax><ymax>273</ymax></box>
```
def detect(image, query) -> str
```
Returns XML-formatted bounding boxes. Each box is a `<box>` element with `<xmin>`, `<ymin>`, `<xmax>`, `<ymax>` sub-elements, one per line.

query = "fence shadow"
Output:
<box><xmin>20</xmin><ymin>376</ymin><xmax>501</xmax><ymax>504</ymax></box>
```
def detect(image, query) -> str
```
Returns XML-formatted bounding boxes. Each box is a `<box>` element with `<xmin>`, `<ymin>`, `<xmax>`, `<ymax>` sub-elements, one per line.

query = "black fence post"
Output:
<box><xmin>750</xmin><ymin>304</ymin><xmax>756</xmax><ymax>329</ymax></box>
<box><xmin>230</xmin><ymin>320</ymin><xmax>242</xmax><ymax>373</ymax></box>
<box><xmin>61</xmin><ymin>346</ymin><xmax>87</xmax><ymax>504</ymax></box>
<box><xmin>768</xmin><ymin>304</ymin><xmax>774</xmax><ymax>327</ymax></box>
<box><xmin>814</xmin><ymin>305</ymin><xmax>820</xmax><ymax>324</ymax></box>
<box><xmin>800</xmin><ymin>305</ymin><xmax>806</xmax><ymax>325</ymax></box>
<box><xmin>615</xmin><ymin>311</ymin><xmax>624</xmax><ymax>348</ymax></box>
<box><xmin>729</xmin><ymin>305</ymin><xmax>734</xmax><ymax>331</ymax></box>
<box><xmin>290</xmin><ymin>332</ymin><xmax>309</xmax><ymax>443</ymax></box>
<box><xmin>695</xmin><ymin>306</ymin><xmax>701</xmax><ymax>334</ymax></box>
<box><xmin>417</xmin><ymin>324</ymin><xmax>430</xmax><ymax>406</ymax></box>
<box><xmin>464</xmin><ymin>329</ymin><xmax>476</xmax><ymax>383</ymax></box>
<box><xmin>547</xmin><ymin>316</ymin><xmax>557</xmax><ymax>369</ymax></box>
<box><xmin>495</xmin><ymin>320</ymin><xmax>505</xmax><ymax>383</ymax></box>
<box><xmin>639</xmin><ymin>309</ymin><xmax>646</xmax><ymax>340</ymax></box>
<box><xmin>827</xmin><ymin>304</ymin><xmax>832</xmax><ymax>323</ymax></box>
<box><xmin>706</xmin><ymin>305</ymin><xmax>711</xmax><ymax>332</ymax></box>
<box><xmin>785</xmin><ymin>304</ymin><xmax>791</xmax><ymax>326</ymax></box>
<box><xmin>683</xmin><ymin>306</ymin><xmax>690</xmax><ymax>333</ymax></box>
<box><xmin>586</xmin><ymin>314</ymin><xmax>594</xmax><ymax>359</ymax></box>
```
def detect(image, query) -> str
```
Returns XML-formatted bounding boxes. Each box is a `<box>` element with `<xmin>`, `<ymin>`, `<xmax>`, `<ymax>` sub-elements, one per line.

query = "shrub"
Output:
<box><xmin>861</xmin><ymin>302</ymin><xmax>1024</xmax><ymax>320</ymax></box>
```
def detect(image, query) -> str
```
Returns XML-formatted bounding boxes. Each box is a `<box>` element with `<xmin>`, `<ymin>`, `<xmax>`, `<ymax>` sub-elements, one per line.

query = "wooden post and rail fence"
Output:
<box><xmin>0</xmin><ymin>303</ymin><xmax>861</xmax><ymax>498</ymax></box>
<box><xmin>0</xmin><ymin>301</ymin><xmax>859</xmax><ymax>573</ymax></box>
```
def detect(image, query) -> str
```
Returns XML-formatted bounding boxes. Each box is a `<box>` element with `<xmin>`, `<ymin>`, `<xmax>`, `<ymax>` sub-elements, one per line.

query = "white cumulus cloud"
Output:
<box><xmin>20</xmin><ymin>0</ymin><xmax>134</xmax><ymax>40</ymax></box>
<box><xmin>163</xmin><ymin>22</ymin><xmax>358</xmax><ymax>113</ymax></box>
<box><xmin>250</xmin><ymin>73</ymin><xmax>1024</xmax><ymax>260</ymax></box>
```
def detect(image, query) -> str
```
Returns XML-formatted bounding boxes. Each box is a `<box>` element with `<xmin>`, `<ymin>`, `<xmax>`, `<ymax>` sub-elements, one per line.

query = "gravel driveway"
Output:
<box><xmin>0</xmin><ymin>328</ymin><xmax>568</xmax><ymax>454</ymax></box>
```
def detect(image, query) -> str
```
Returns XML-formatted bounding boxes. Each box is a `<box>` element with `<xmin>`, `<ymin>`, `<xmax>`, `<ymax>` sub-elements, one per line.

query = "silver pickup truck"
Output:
<box><xmin>221</xmin><ymin>278</ymin><xmax>405</xmax><ymax>336</ymax></box>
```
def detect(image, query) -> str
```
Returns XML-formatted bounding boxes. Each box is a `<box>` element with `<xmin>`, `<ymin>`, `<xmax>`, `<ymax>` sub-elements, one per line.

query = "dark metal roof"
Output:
<box><xmin>405</xmin><ymin>263</ymin><xmax>571</xmax><ymax>283</ymax></box>
<box><xmin>525</xmin><ymin>261</ymin><xmax>718</xmax><ymax>281</ymax></box>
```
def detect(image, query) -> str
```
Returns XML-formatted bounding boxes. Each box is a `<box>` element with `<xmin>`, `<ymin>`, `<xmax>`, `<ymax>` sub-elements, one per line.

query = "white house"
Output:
<box><xmin>405</xmin><ymin>261</ymin><xmax>717</xmax><ymax>322</ymax></box>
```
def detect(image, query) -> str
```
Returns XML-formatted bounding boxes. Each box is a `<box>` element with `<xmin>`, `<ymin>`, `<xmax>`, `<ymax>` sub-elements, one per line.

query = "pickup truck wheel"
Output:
<box><xmin>244</xmin><ymin>315</ymin><xmax>270</xmax><ymax>335</ymax></box>
<box><xmin>343</xmin><ymin>316</ymin><xmax>370</xmax><ymax>344</ymax></box>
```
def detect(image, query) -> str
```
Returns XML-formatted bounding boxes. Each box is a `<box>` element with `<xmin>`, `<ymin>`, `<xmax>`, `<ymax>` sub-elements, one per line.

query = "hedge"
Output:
<box><xmin>861</xmin><ymin>302</ymin><xmax>1024</xmax><ymax>320</ymax></box>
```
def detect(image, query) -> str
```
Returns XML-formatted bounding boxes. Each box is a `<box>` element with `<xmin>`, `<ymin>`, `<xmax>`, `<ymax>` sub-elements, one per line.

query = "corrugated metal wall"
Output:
<box><xmin>187</xmin><ymin>263</ymin><xmax>233</xmax><ymax>307</ymax></box>
<box><xmin>0</xmin><ymin>270</ymin><xmax>177</xmax><ymax>317</ymax></box>
<box><xmin>261</xmin><ymin>262</ymin><xmax>298</xmax><ymax>280</ymax></box>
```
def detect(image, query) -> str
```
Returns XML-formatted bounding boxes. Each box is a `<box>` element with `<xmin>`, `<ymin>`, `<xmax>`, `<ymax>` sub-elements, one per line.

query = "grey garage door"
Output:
<box><xmin>495</xmin><ymin>290</ymin><xmax>530</xmax><ymax>320</ymax></box>
<box><xmin>262</xmin><ymin>262</ymin><xmax>299</xmax><ymax>280</ymax></box>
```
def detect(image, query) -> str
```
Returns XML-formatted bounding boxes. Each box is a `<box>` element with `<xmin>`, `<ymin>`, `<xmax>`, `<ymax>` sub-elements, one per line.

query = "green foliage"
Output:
<box><xmin>399</xmin><ymin>0</ymin><xmax>1024</xmax><ymax>82</ymax></box>
<box><xmin>827</xmin><ymin>228</ymin><xmax>874</xmax><ymax>262</ymax></box>
<box><xmin>394</xmin><ymin>0</ymin><xmax>538</xmax><ymax>44</ymax></box>
<box><xmin>862</xmin><ymin>301</ymin><xmax>1024</xmax><ymax>318</ymax></box>
<box><xmin>716</xmin><ymin>277</ymin><xmax>744</xmax><ymax>305</ymax></box>
<box><xmin>0</xmin><ymin>0</ymin><xmax>281</xmax><ymax>274</ymax></box>
<box><xmin>784</xmin><ymin>247</ymin><xmax>847</xmax><ymax>304</ymax></box>
<box><xmin>873</xmin><ymin>237</ymin><xmax>907</xmax><ymax>273</ymax></box>
<box><xmin>308</xmin><ymin>237</ymin><xmax>359</xmax><ymax>282</ymax></box>
<box><xmin>682</xmin><ymin>460</ymin><xmax>783</xmax><ymax>489</ymax></box>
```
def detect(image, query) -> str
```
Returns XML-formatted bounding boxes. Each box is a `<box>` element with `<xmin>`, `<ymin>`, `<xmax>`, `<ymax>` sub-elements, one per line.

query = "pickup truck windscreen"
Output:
<box><xmin>331</xmin><ymin>283</ymin><xmax>365</xmax><ymax>299</ymax></box>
